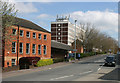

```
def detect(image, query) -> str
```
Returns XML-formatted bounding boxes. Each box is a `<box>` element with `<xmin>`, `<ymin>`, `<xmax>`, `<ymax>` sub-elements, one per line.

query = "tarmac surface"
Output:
<box><xmin>2</xmin><ymin>54</ymin><xmax>120</xmax><ymax>83</ymax></box>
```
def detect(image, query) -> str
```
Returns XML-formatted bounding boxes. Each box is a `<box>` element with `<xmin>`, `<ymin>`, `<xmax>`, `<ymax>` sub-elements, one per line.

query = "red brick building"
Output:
<box><xmin>2</xmin><ymin>17</ymin><xmax>51</xmax><ymax>67</ymax></box>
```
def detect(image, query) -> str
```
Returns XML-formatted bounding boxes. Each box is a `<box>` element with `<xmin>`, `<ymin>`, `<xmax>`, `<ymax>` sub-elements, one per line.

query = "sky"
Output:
<box><xmin>11</xmin><ymin>2</ymin><xmax>118</xmax><ymax>41</ymax></box>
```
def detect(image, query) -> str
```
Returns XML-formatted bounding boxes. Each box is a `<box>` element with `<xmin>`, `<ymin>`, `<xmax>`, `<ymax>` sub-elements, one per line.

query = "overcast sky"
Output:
<box><xmin>10</xmin><ymin>2</ymin><xmax>118</xmax><ymax>40</ymax></box>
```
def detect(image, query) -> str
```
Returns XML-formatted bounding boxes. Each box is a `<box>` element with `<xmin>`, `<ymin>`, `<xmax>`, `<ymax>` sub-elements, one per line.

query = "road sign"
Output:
<box><xmin>73</xmin><ymin>49</ymin><xmax>77</xmax><ymax>52</ymax></box>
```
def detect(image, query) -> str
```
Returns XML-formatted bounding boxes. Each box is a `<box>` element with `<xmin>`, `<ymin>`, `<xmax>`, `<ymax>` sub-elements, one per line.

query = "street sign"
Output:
<box><xmin>73</xmin><ymin>49</ymin><xmax>77</xmax><ymax>52</ymax></box>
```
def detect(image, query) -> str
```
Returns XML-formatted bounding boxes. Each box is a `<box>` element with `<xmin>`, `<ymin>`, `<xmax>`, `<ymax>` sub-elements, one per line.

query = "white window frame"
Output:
<box><xmin>32</xmin><ymin>44</ymin><xmax>36</xmax><ymax>54</ymax></box>
<box><xmin>38</xmin><ymin>45</ymin><xmax>41</xmax><ymax>55</ymax></box>
<box><xmin>44</xmin><ymin>45</ymin><xmax>47</xmax><ymax>55</ymax></box>
<box><xmin>33</xmin><ymin>32</ymin><xmax>36</xmax><ymax>39</ymax></box>
<box><xmin>20</xmin><ymin>30</ymin><xmax>24</xmax><ymax>37</ymax></box>
<box><xmin>44</xmin><ymin>35</ymin><xmax>47</xmax><ymax>40</ymax></box>
<box><xmin>38</xmin><ymin>34</ymin><xmax>41</xmax><ymax>40</ymax></box>
<box><xmin>26</xmin><ymin>43</ymin><xmax>30</xmax><ymax>54</ymax></box>
<box><xmin>12</xmin><ymin>42</ymin><xmax>16</xmax><ymax>53</ymax></box>
<box><xmin>12</xmin><ymin>29</ymin><xmax>17</xmax><ymax>35</ymax></box>
<box><xmin>19</xmin><ymin>43</ymin><xmax>23</xmax><ymax>54</ymax></box>
<box><xmin>11</xmin><ymin>59</ymin><xmax>16</xmax><ymax>66</ymax></box>
<box><xmin>26</xmin><ymin>31</ymin><xmax>30</xmax><ymax>38</ymax></box>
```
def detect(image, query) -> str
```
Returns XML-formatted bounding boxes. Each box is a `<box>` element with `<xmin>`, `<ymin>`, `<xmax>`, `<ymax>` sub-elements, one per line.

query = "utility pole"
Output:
<box><xmin>74</xmin><ymin>20</ymin><xmax>77</xmax><ymax>60</ymax></box>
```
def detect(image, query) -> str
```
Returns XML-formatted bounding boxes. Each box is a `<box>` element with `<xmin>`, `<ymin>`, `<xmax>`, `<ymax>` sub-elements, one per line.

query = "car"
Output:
<box><xmin>104</xmin><ymin>56</ymin><xmax>116</xmax><ymax>67</ymax></box>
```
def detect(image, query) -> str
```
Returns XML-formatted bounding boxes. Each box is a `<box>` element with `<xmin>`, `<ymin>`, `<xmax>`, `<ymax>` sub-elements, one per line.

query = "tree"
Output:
<box><xmin>78</xmin><ymin>22</ymin><xmax>118</xmax><ymax>53</ymax></box>
<box><xmin>78</xmin><ymin>23</ymin><xmax>100</xmax><ymax>52</ymax></box>
<box><xmin>0</xmin><ymin>0</ymin><xmax>18</xmax><ymax>49</ymax></box>
<box><xmin>0</xmin><ymin>0</ymin><xmax>18</xmax><ymax>67</ymax></box>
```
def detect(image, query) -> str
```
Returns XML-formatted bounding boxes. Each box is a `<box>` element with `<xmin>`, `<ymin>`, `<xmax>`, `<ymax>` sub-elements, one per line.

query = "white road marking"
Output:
<box><xmin>50</xmin><ymin>75</ymin><xmax>74</xmax><ymax>80</ymax></box>
<box><xmin>79</xmin><ymin>70</ymin><xmax>92</xmax><ymax>75</ymax></box>
<box><xmin>50</xmin><ymin>71</ymin><xmax>93</xmax><ymax>80</ymax></box>
<box><xmin>97</xmin><ymin>63</ymin><xmax>104</xmax><ymax>71</ymax></box>
<box><xmin>98</xmin><ymin>67</ymin><xmax>101</xmax><ymax>71</ymax></box>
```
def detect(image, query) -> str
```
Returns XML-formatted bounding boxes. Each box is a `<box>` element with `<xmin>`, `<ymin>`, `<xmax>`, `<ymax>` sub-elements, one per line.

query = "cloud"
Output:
<box><xmin>37</xmin><ymin>14</ymin><xmax>55</xmax><ymax>31</ymax></box>
<box><xmin>8</xmin><ymin>0</ymin><xmax>38</xmax><ymax>13</ymax></box>
<box><xmin>15</xmin><ymin>2</ymin><xmax>38</xmax><ymax>13</ymax></box>
<box><xmin>37</xmin><ymin>14</ymin><xmax>50</xmax><ymax>19</ymax></box>
<box><xmin>37</xmin><ymin>14</ymin><xmax>55</xmax><ymax>20</ymax></box>
<box><xmin>39</xmin><ymin>21</ymin><xmax>48</xmax><ymax>27</ymax></box>
<box><xmin>70</xmin><ymin>10</ymin><xmax>118</xmax><ymax>39</ymax></box>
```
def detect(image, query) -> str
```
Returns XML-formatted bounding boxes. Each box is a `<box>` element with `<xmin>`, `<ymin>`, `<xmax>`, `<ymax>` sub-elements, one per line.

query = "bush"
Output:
<box><xmin>76</xmin><ymin>52</ymin><xmax>105</xmax><ymax>59</ymax></box>
<box><xmin>37</xmin><ymin>59</ymin><xmax>53</xmax><ymax>67</ymax></box>
<box><xmin>76</xmin><ymin>52</ymin><xmax>95</xmax><ymax>58</ymax></box>
<box><xmin>53</xmin><ymin>58</ymin><xmax>65</xmax><ymax>63</ymax></box>
<box><xmin>69</xmin><ymin>57</ymin><xmax>75</xmax><ymax>60</ymax></box>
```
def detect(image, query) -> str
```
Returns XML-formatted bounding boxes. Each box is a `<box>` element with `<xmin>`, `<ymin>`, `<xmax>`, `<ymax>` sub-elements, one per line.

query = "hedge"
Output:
<box><xmin>76</xmin><ymin>52</ymin><xmax>105</xmax><ymax>59</ymax></box>
<box><xmin>53</xmin><ymin>58</ymin><xmax>65</xmax><ymax>63</ymax></box>
<box><xmin>36</xmin><ymin>59</ymin><xmax>53</xmax><ymax>67</ymax></box>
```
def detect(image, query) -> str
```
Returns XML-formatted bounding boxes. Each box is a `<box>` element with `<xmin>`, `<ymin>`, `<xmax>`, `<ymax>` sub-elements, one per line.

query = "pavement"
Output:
<box><xmin>2</xmin><ymin>62</ymin><xmax>72</xmax><ymax>79</ymax></box>
<box><xmin>2</xmin><ymin>54</ymin><xmax>120</xmax><ymax>82</ymax></box>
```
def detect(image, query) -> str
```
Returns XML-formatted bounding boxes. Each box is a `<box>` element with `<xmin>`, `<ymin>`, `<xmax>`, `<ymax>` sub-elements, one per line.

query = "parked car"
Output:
<box><xmin>104</xmin><ymin>56</ymin><xmax>116</xmax><ymax>67</ymax></box>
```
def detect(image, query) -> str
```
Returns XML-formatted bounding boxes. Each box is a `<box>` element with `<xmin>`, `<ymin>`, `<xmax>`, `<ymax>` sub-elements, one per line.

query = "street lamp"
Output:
<box><xmin>74</xmin><ymin>20</ymin><xmax>77</xmax><ymax>60</ymax></box>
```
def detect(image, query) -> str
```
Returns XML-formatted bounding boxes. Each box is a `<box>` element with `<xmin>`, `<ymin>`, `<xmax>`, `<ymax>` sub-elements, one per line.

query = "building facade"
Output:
<box><xmin>51</xmin><ymin>16</ymin><xmax>85</xmax><ymax>46</ymax></box>
<box><xmin>51</xmin><ymin>16</ymin><xmax>85</xmax><ymax>53</ymax></box>
<box><xmin>51</xmin><ymin>40</ymin><xmax>72</xmax><ymax>58</ymax></box>
<box><xmin>3</xmin><ymin>17</ymin><xmax>51</xmax><ymax>67</ymax></box>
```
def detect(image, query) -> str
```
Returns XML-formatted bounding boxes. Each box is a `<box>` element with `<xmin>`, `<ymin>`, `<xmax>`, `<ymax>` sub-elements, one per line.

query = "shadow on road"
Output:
<box><xmin>99</xmin><ymin>68</ymin><xmax>120</xmax><ymax>81</ymax></box>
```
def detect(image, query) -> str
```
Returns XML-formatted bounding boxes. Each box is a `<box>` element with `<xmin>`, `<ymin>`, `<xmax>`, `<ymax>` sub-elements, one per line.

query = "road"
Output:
<box><xmin>2</xmin><ymin>54</ymin><xmax>119</xmax><ymax>82</ymax></box>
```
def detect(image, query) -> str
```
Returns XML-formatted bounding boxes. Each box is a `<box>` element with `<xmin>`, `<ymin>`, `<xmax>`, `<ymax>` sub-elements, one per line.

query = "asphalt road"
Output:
<box><xmin>2</xmin><ymin>54</ymin><xmax>119</xmax><ymax>82</ymax></box>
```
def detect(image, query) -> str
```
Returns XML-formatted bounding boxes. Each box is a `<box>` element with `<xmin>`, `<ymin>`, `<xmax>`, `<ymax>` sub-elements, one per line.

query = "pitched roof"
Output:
<box><xmin>51</xmin><ymin>40</ymin><xmax>73</xmax><ymax>51</ymax></box>
<box><xmin>14</xmin><ymin>17</ymin><xmax>50</xmax><ymax>33</ymax></box>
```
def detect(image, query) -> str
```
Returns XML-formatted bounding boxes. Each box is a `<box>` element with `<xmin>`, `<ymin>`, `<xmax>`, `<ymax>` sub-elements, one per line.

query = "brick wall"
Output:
<box><xmin>3</xmin><ymin>25</ymin><xmax>51</xmax><ymax>67</ymax></box>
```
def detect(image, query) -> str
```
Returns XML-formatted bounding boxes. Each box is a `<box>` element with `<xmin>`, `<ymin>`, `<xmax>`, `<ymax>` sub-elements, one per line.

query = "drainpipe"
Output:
<box><xmin>17</xmin><ymin>25</ymin><xmax>19</xmax><ymax>66</ymax></box>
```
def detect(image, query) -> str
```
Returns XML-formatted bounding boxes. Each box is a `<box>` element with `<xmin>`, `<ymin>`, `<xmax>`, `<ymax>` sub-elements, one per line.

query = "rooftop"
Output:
<box><xmin>51</xmin><ymin>40</ymin><xmax>73</xmax><ymax>51</ymax></box>
<box><xmin>14</xmin><ymin>17</ymin><xmax>50</xmax><ymax>33</ymax></box>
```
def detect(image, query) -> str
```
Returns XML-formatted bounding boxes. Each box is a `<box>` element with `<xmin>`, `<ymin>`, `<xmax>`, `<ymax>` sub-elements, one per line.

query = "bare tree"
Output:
<box><xmin>77</xmin><ymin>22</ymin><xmax>118</xmax><ymax>53</ymax></box>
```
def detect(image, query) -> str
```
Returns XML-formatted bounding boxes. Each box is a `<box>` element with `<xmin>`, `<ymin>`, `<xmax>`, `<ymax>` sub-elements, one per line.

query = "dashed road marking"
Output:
<box><xmin>50</xmin><ymin>74</ymin><xmax>74</xmax><ymax>80</ymax></box>
<box><xmin>50</xmin><ymin>71</ymin><xmax>93</xmax><ymax>81</ymax></box>
<box><xmin>97</xmin><ymin>63</ymin><xmax>104</xmax><ymax>71</ymax></box>
<box><xmin>79</xmin><ymin>70</ymin><xmax>92</xmax><ymax>75</ymax></box>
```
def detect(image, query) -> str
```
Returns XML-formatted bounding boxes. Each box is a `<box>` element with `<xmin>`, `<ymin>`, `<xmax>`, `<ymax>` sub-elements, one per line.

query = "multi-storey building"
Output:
<box><xmin>51</xmin><ymin>17</ymin><xmax>85</xmax><ymax>45</ymax></box>
<box><xmin>2</xmin><ymin>17</ymin><xmax>51</xmax><ymax>67</ymax></box>
<box><xmin>51</xmin><ymin>16</ymin><xmax>85</xmax><ymax>46</ymax></box>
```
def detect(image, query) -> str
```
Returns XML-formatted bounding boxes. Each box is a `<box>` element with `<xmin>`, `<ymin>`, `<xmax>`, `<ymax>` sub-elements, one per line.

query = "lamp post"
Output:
<box><xmin>74</xmin><ymin>20</ymin><xmax>77</xmax><ymax>60</ymax></box>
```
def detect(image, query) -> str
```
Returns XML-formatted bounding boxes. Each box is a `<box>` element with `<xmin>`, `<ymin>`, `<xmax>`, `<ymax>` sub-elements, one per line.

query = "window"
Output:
<box><xmin>44</xmin><ymin>45</ymin><xmax>47</xmax><ymax>55</ymax></box>
<box><xmin>58</xmin><ymin>24</ymin><xmax>61</xmax><ymax>27</ymax></box>
<box><xmin>58</xmin><ymin>33</ymin><xmax>60</xmax><ymax>35</ymax></box>
<box><xmin>20</xmin><ymin>30</ymin><xmax>23</xmax><ymax>37</ymax></box>
<box><xmin>33</xmin><ymin>32</ymin><xmax>36</xmax><ymax>39</ymax></box>
<box><xmin>51</xmin><ymin>24</ymin><xmax>56</xmax><ymax>27</ymax></box>
<box><xmin>38</xmin><ymin>34</ymin><xmax>41</xmax><ymax>40</ymax></box>
<box><xmin>32</xmin><ymin>44</ymin><xmax>36</xmax><ymax>54</ymax></box>
<box><xmin>58</xmin><ymin>28</ymin><xmax>60</xmax><ymax>31</ymax></box>
<box><xmin>19</xmin><ymin>43</ymin><xmax>23</xmax><ymax>54</ymax></box>
<box><xmin>12</xmin><ymin>42</ymin><xmax>16</xmax><ymax>53</ymax></box>
<box><xmin>58</xmin><ymin>37</ymin><xmax>61</xmax><ymax>40</ymax></box>
<box><xmin>38</xmin><ymin>45</ymin><xmax>41</xmax><ymax>55</ymax></box>
<box><xmin>7</xmin><ymin>62</ymin><xmax>9</xmax><ymax>66</ymax></box>
<box><xmin>12</xmin><ymin>29</ymin><xmax>17</xmax><ymax>35</ymax></box>
<box><xmin>11</xmin><ymin>59</ymin><xmax>16</xmax><ymax>66</ymax></box>
<box><xmin>44</xmin><ymin>35</ymin><xmax>47</xmax><ymax>40</ymax></box>
<box><xmin>26</xmin><ymin>31</ymin><xmax>30</xmax><ymax>38</ymax></box>
<box><xmin>26</xmin><ymin>43</ymin><xmax>30</xmax><ymax>54</ymax></box>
